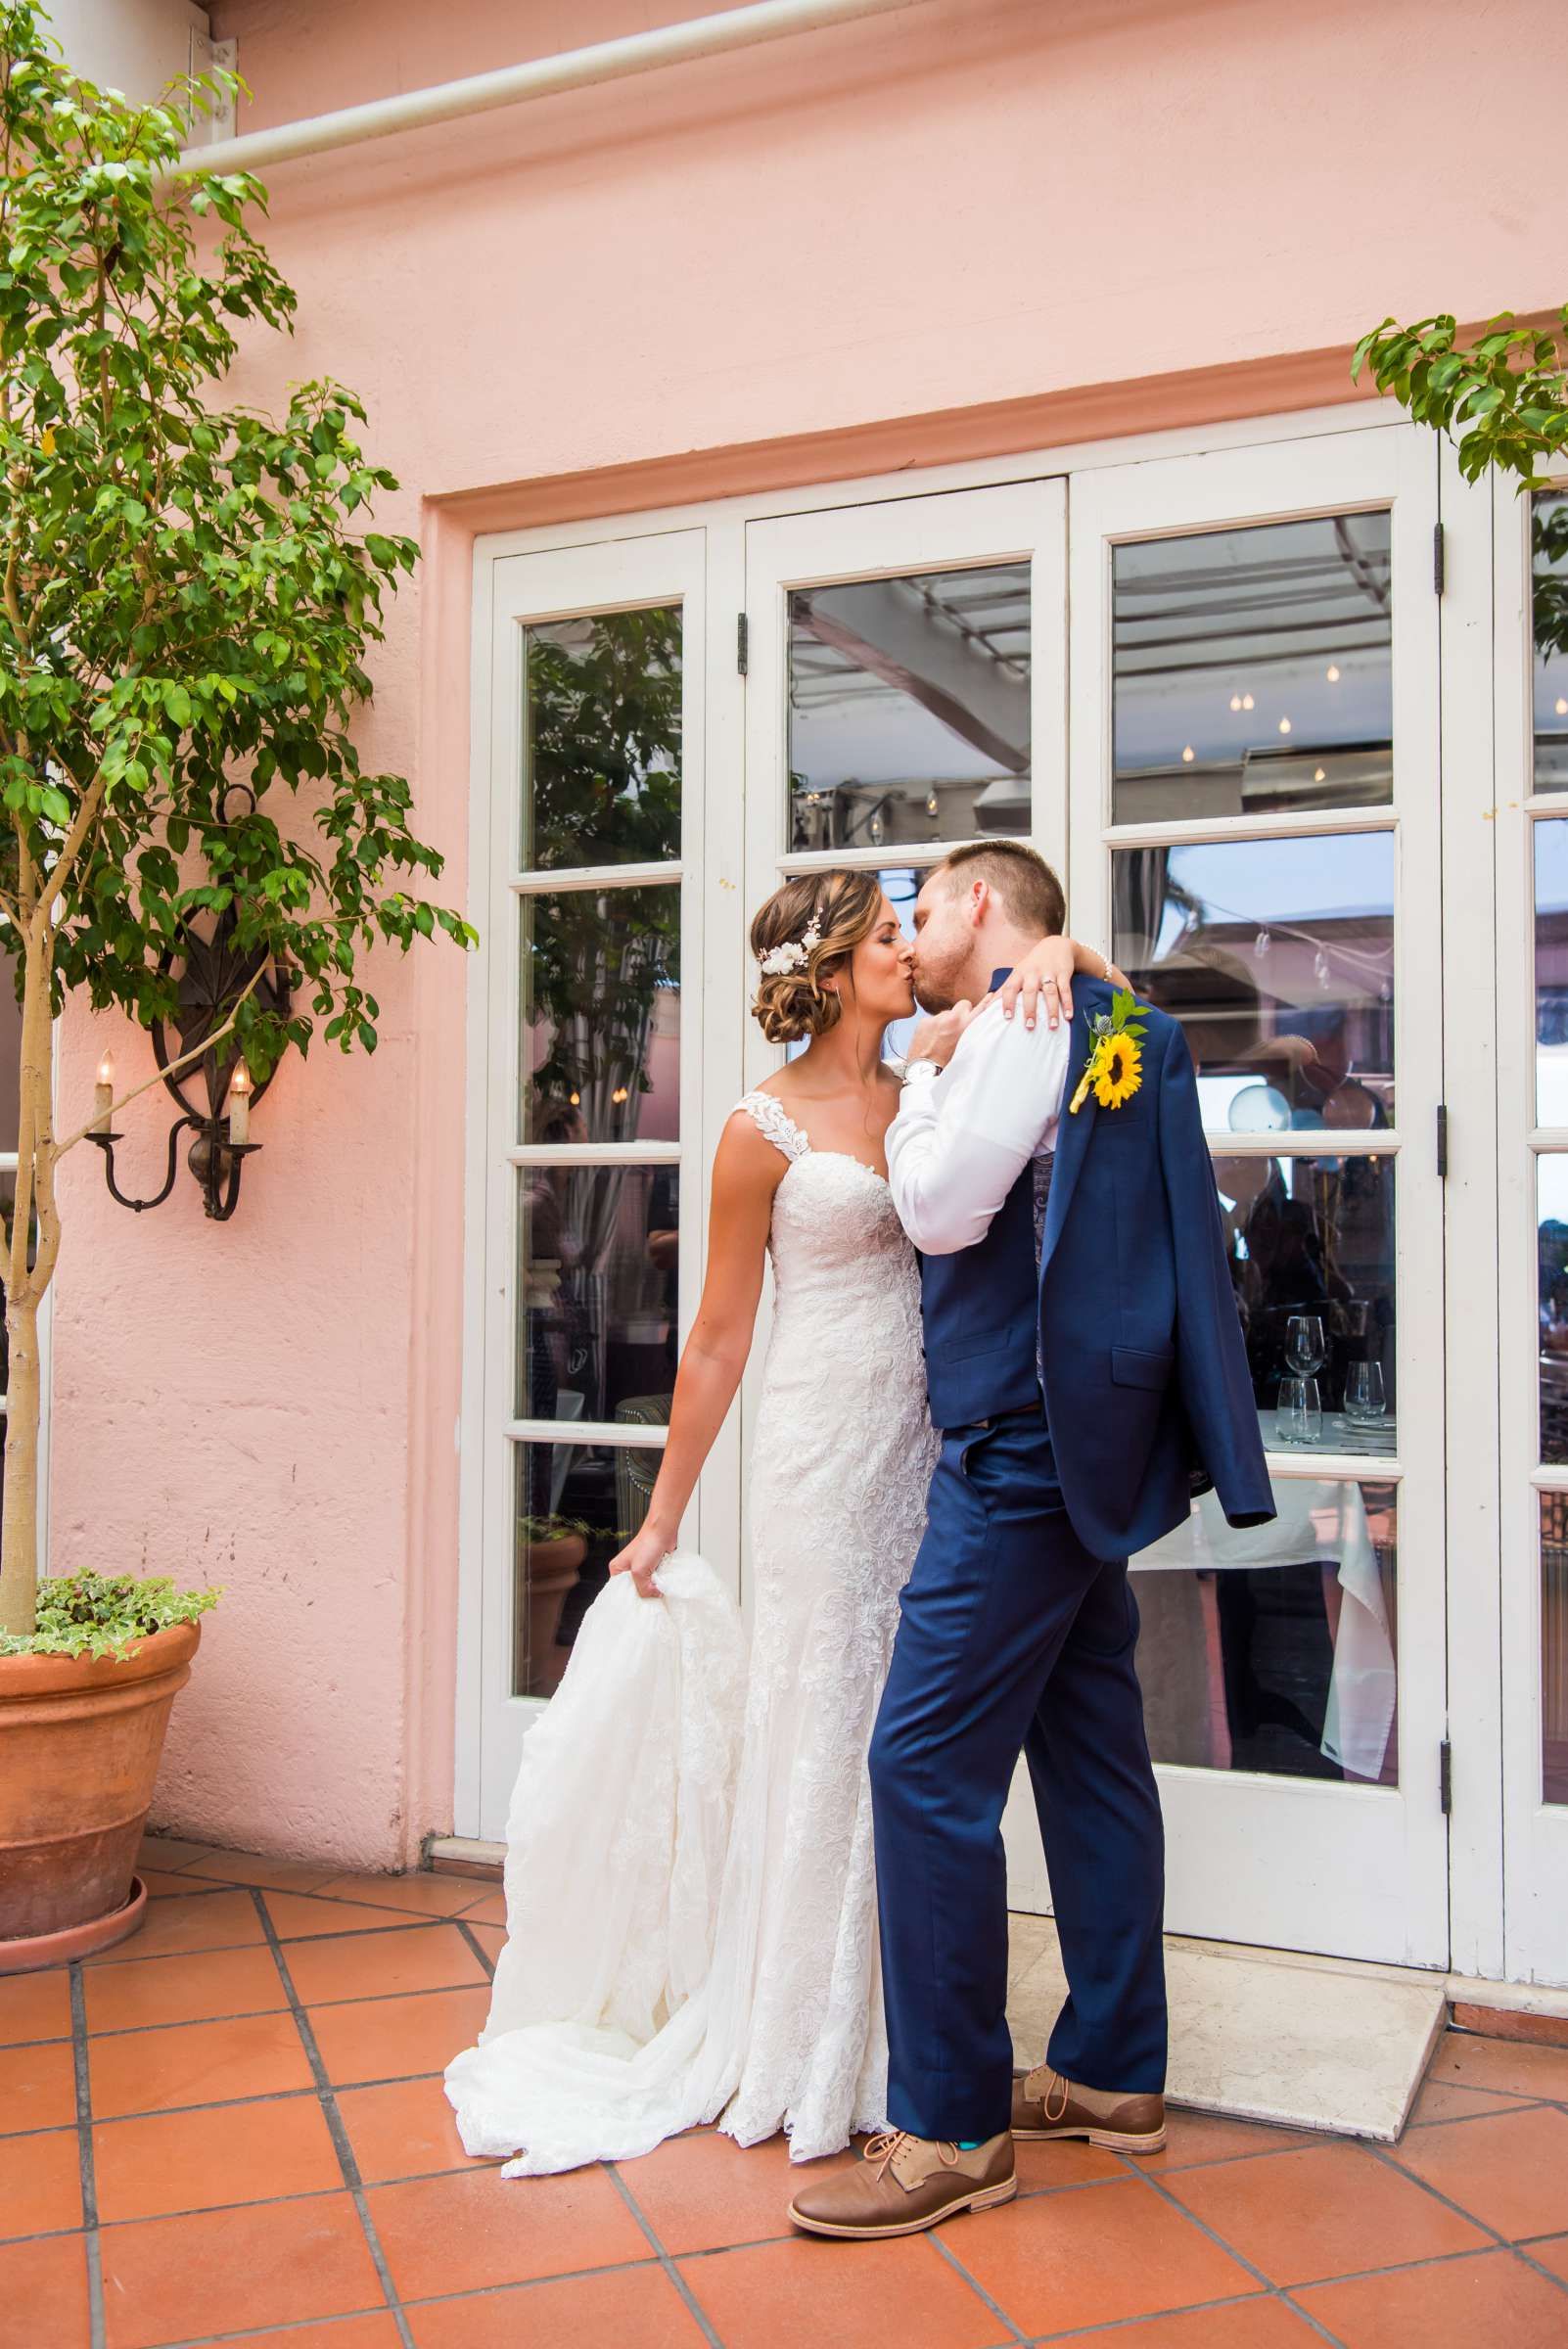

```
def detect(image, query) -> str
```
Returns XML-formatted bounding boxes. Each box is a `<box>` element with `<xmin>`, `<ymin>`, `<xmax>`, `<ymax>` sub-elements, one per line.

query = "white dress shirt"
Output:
<box><xmin>887</xmin><ymin>998</ymin><xmax>1073</xmax><ymax>1256</ymax></box>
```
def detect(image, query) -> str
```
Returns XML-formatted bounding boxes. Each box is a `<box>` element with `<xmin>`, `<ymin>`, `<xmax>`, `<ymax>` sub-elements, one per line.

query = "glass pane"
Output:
<box><xmin>517</xmin><ymin>1164</ymin><xmax>678</xmax><ymax>1426</ymax></box>
<box><xmin>512</xmin><ymin>1437</ymin><xmax>665</xmax><ymax>1698</ymax></box>
<box><xmin>1216</xmin><ymin>1150</ymin><xmax>1396</xmax><ymax>1456</ymax></box>
<box><xmin>1542</xmin><ymin>1493</ymin><xmax>1568</xmax><ymax>1804</ymax></box>
<box><xmin>1112</xmin><ymin>513</ymin><xmax>1392</xmax><ymax>824</ymax></box>
<box><xmin>521</xmin><ymin>606</ymin><xmax>681</xmax><ymax>871</ymax></box>
<box><xmin>519</xmin><ymin>884</ymin><xmax>680</xmax><ymax>1143</ymax></box>
<box><xmin>787</xmin><ymin>564</ymin><xmax>1030</xmax><ymax>851</ymax></box>
<box><xmin>1134</xmin><ymin>1480</ymin><xmax>1398</xmax><ymax>1783</ymax></box>
<box><xmin>1539</xmin><ymin>1158</ymin><xmax>1568</xmax><ymax>1464</ymax></box>
<box><xmin>1114</xmin><ymin>833</ymin><xmax>1395</xmax><ymax>1130</ymax></box>
<box><xmin>1532</xmin><ymin>493</ymin><xmax>1568</xmax><ymax>792</ymax></box>
<box><xmin>1536</xmin><ymin>819</ymin><xmax>1568</xmax><ymax>1125</ymax></box>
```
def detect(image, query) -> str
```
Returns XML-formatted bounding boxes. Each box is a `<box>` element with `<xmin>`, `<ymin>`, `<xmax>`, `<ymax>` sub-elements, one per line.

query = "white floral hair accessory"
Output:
<box><xmin>758</xmin><ymin>914</ymin><xmax>821</xmax><ymax>978</ymax></box>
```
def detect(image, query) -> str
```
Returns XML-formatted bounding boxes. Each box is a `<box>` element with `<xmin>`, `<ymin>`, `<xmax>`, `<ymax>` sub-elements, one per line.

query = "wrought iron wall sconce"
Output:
<box><xmin>88</xmin><ymin>907</ymin><xmax>291</xmax><ymax>1222</ymax></box>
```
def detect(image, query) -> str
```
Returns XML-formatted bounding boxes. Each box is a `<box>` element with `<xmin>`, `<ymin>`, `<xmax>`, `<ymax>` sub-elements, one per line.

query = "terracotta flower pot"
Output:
<box><xmin>0</xmin><ymin>1619</ymin><xmax>200</xmax><ymax>1972</ymax></box>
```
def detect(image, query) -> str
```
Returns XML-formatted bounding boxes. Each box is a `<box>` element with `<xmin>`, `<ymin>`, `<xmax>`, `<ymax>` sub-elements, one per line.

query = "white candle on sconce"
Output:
<box><xmin>93</xmin><ymin>1053</ymin><xmax>114</xmax><ymax>1134</ymax></box>
<box><xmin>227</xmin><ymin>1059</ymin><xmax>253</xmax><ymax>1146</ymax></box>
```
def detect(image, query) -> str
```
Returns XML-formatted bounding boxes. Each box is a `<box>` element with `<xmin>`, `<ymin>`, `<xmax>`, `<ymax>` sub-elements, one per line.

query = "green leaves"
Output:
<box><xmin>0</xmin><ymin>1568</ymin><xmax>220</xmax><ymax>1659</ymax></box>
<box><xmin>1353</xmin><ymin>306</ymin><xmax>1568</xmax><ymax>488</ymax></box>
<box><xmin>0</xmin><ymin>0</ymin><xmax>471</xmax><ymax>1084</ymax></box>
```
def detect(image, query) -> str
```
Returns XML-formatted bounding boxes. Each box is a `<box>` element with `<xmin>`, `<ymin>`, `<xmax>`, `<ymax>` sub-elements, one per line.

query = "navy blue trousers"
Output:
<box><xmin>869</xmin><ymin>1402</ymin><xmax>1168</xmax><ymax>2141</ymax></box>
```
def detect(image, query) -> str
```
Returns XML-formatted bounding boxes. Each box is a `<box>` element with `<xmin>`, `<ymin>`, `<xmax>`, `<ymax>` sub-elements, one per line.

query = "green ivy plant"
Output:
<box><xmin>0</xmin><ymin>1569</ymin><xmax>220</xmax><ymax>1658</ymax></box>
<box><xmin>1352</xmin><ymin>307</ymin><xmax>1568</xmax><ymax>485</ymax></box>
<box><xmin>0</xmin><ymin>5</ymin><xmax>476</xmax><ymax>1637</ymax></box>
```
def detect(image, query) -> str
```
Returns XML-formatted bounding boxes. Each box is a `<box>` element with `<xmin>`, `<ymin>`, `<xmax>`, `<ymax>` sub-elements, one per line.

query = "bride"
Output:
<box><xmin>445</xmin><ymin>865</ymin><xmax>1117</xmax><ymax>2176</ymax></box>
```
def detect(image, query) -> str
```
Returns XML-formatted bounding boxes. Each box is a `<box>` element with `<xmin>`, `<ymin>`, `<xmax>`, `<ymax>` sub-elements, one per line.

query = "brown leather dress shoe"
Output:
<box><xmin>1011</xmin><ymin>2065</ymin><xmax>1166</xmax><ymax>2152</ymax></box>
<box><xmin>788</xmin><ymin>2129</ymin><xmax>1016</xmax><ymax>2239</ymax></box>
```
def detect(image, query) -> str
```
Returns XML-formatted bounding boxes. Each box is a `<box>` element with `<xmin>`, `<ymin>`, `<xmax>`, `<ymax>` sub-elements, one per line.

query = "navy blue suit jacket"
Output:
<box><xmin>915</xmin><ymin>975</ymin><xmax>1275</xmax><ymax>1560</ymax></box>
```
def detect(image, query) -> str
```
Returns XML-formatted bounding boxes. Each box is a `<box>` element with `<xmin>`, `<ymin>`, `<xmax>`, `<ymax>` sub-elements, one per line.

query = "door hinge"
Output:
<box><xmin>1434</xmin><ymin>522</ymin><xmax>1446</xmax><ymax>595</ymax></box>
<box><xmin>736</xmin><ymin>612</ymin><xmax>749</xmax><ymax>676</ymax></box>
<box><xmin>1436</xmin><ymin>1102</ymin><xmax>1449</xmax><ymax>1178</ymax></box>
<box><xmin>1440</xmin><ymin>1739</ymin><xmax>1453</xmax><ymax>1815</ymax></box>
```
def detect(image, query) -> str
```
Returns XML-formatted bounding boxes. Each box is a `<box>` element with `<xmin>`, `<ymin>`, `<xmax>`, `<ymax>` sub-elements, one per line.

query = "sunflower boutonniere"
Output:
<box><xmin>1068</xmin><ymin>988</ymin><xmax>1147</xmax><ymax>1116</ymax></box>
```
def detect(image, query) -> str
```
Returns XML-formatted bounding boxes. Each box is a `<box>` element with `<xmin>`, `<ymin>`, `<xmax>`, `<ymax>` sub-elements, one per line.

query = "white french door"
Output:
<box><xmin>1069</xmin><ymin>428</ymin><xmax>1450</xmax><ymax>1964</ymax></box>
<box><xmin>738</xmin><ymin>482</ymin><xmax>1067</xmax><ymax>1640</ymax></box>
<box><xmin>1494</xmin><ymin>466</ymin><xmax>1568</xmax><ymax>1985</ymax></box>
<box><xmin>462</xmin><ymin>419</ymin><xmax>1476</xmax><ymax>1976</ymax></box>
<box><xmin>463</xmin><ymin>525</ymin><xmax>727</xmax><ymax>1836</ymax></box>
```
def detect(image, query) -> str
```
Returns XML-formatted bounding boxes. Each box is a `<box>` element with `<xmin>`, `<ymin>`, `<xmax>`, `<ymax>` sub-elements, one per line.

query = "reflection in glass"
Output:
<box><xmin>517</xmin><ymin>1163</ymin><xmax>678</xmax><ymax>1427</ymax></box>
<box><xmin>1532</xmin><ymin>494</ymin><xmax>1568</xmax><ymax>793</ymax></box>
<box><xmin>1112</xmin><ymin>513</ymin><xmax>1392</xmax><ymax>824</ymax></box>
<box><xmin>519</xmin><ymin>885</ymin><xmax>679</xmax><ymax>1144</ymax></box>
<box><xmin>1134</xmin><ymin>1479</ymin><xmax>1398</xmax><ymax>1783</ymax></box>
<box><xmin>1114</xmin><ymin>833</ymin><xmax>1395</xmax><ymax>1128</ymax></box>
<box><xmin>511</xmin><ymin>1437</ymin><xmax>667</xmax><ymax>1699</ymax></box>
<box><xmin>1215</xmin><ymin>1151</ymin><xmax>1396</xmax><ymax>1451</ymax></box>
<box><xmin>1541</xmin><ymin>1493</ymin><xmax>1568</xmax><ymax>1804</ymax></box>
<box><xmin>521</xmin><ymin>606</ymin><xmax>681</xmax><ymax>871</ymax></box>
<box><xmin>1535</xmin><ymin>819</ymin><xmax>1568</xmax><ymax>1126</ymax></box>
<box><xmin>1538</xmin><ymin>1157</ymin><xmax>1568</xmax><ymax>1464</ymax></box>
<box><xmin>787</xmin><ymin>565</ymin><xmax>1030</xmax><ymax>851</ymax></box>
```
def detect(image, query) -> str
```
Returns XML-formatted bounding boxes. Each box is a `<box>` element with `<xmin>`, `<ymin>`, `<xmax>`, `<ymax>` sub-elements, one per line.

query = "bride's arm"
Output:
<box><xmin>608</xmin><ymin>1114</ymin><xmax>782</xmax><ymax>1598</ymax></box>
<box><xmin>995</xmin><ymin>934</ymin><xmax>1132</xmax><ymax>1029</ymax></box>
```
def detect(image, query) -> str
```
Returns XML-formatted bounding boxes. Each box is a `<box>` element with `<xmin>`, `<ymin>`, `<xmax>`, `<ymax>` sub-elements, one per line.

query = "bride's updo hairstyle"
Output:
<box><xmin>750</xmin><ymin>868</ymin><xmax>884</xmax><ymax>1046</ymax></box>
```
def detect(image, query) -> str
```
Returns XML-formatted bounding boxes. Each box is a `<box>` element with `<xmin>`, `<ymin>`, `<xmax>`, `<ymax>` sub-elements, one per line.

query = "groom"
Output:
<box><xmin>789</xmin><ymin>840</ymin><xmax>1273</xmax><ymax>2240</ymax></box>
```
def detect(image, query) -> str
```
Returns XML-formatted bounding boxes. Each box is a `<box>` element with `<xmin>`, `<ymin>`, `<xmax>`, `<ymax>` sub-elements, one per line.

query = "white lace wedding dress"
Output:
<box><xmin>444</xmin><ymin>1090</ymin><xmax>937</xmax><ymax>2175</ymax></box>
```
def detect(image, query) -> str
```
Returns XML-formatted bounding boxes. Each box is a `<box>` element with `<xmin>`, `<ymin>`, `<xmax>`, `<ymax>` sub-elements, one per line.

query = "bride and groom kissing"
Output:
<box><xmin>445</xmin><ymin>838</ymin><xmax>1273</xmax><ymax>2243</ymax></box>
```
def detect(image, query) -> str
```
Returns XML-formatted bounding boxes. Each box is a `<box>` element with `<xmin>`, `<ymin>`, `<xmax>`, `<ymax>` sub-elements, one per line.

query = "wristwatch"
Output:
<box><xmin>901</xmin><ymin>1058</ymin><xmax>944</xmax><ymax>1085</ymax></box>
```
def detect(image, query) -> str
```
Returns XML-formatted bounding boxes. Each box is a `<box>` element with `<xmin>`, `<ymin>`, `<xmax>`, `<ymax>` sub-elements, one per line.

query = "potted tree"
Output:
<box><xmin>0</xmin><ymin>7</ymin><xmax>472</xmax><ymax>1967</ymax></box>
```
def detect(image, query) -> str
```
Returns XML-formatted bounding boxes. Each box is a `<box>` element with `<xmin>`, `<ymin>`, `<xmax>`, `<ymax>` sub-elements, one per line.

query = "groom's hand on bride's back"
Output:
<box><xmin>610</xmin><ymin>1524</ymin><xmax>669</xmax><ymax>1599</ymax></box>
<box><xmin>906</xmin><ymin>996</ymin><xmax>991</xmax><ymax>1069</ymax></box>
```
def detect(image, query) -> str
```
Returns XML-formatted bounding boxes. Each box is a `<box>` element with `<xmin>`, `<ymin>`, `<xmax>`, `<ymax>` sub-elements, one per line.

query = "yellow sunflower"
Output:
<box><xmin>1092</xmin><ymin>1032</ymin><xmax>1142</xmax><ymax>1109</ymax></box>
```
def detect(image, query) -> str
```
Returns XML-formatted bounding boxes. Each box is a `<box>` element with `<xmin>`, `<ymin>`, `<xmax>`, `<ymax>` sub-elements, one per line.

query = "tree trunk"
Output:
<box><xmin>0</xmin><ymin>1286</ymin><xmax>41</xmax><ymax>1635</ymax></box>
<box><xmin>0</xmin><ymin>914</ymin><xmax>61</xmax><ymax>1639</ymax></box>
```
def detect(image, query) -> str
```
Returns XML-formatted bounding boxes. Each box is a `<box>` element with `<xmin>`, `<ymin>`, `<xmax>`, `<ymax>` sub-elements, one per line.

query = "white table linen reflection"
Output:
<box><xmin>1132</xmin><ymin>1476</ymin><xmax>1395</xmax><ymax>1781</ymax></box>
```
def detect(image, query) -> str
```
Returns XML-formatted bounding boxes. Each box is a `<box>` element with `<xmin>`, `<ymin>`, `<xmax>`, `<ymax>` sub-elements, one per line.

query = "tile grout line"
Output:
<box><xmin>79</xmin><ymin>1911</ymin><xmax>494</xmax><ymax>1977</ymax></box>
<box><xmin>69</xmin><ymin>1963</ymin><xmax>107</xmax><ymax>2349</ymax></box>
<box><xmin>1006</xmin><ymin>2284</ymin><xmax>1351</xmax><ymax>2346</ymax></box>
<box><xmin>143</xmin><ymin>1850</ymin><xmax>498</xmax><ymax>1911</ymax></box>
<box><xmin>602</xmin><ymin>2159</ymin><xmax>728</xmax><ymax>2349</ymax></box>
<box><xmin>45</xmin><ymin>1978</ymin><xmax>492</xmax><ymax>2047</ymax></box>
<box><xmin>1361</xmin><ymin>2138</ymin><xmax>1568</xmax><ymax>2299</ymax></box>
<box><xmin>451</xmin><ymin>1917</ymin><xmax>495</xmax><ymax>1979</ymax></box>
<box><xmin>1123</xmin><ymin>2156</ymin><xmax>1353</xmax><ymax>2346</ymax></box>
<box><xmin>246</xmin><ymin>1888</ymin><xmax>418</xmax><ymax>2349</ymax></box>
<box><xmin>128</xmin><ymin>2308</ymin><xmax>387</xmax><ymax>2349</ymax></box>
<box><xmin>929</xmin><ymin>2230</ymin><xmax>1030</xmax><ymax>2343</ymax></box>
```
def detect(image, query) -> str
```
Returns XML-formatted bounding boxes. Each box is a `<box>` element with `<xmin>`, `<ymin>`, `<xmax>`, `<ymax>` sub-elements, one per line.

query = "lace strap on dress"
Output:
<box><xmin>734</xmin><ymin>1090</ymin><xmax>810</xmax><ymax>1164</ymax></box>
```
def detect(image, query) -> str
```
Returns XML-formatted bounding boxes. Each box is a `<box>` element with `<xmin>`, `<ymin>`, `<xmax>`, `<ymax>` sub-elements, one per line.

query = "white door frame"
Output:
<box><xmin>737</xmin><ymin>483</ymin><xmax>1067</xmax><ymax>1678</ymax></box>
<box><xmin>1069</xmin><ymin>425</ymin><xmax>1450</xmax><ymax>1964</ymax></box>
<box><xmin>456</xmin><ymin>399</ymin><xmax>1522</xmax><ymax>1984</ymax></box>
<box><xmin>458</xmin><ymin>525</ymin><xmax>716</xmax><ymax>1837</ymax></box>
<box><xmin>1493</xmin><ymin>461</ymin><xmax>1568</xmax><ymax>1985</ymax></box>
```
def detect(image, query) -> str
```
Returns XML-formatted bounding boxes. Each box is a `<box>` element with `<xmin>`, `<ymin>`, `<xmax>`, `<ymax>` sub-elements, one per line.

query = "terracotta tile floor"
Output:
<box><xmin>4</xmin><ymin>1838</ymin><xmax>1566</xmax><ymax>2349</ymax></box>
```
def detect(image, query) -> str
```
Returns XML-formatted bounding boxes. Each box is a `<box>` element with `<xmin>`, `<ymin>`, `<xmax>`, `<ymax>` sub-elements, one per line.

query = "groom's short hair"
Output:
<box><xmin>934</xmin><ymin>841</ymin><xmax>1066</xmax><ymax>940</ymax></box>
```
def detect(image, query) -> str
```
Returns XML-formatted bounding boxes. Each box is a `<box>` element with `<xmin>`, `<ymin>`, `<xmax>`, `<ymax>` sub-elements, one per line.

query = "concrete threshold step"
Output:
<box><xmin>1007</xmin><ymin>1914</ymin><xmax>1445</xmax><ymax>2142</ymax></box>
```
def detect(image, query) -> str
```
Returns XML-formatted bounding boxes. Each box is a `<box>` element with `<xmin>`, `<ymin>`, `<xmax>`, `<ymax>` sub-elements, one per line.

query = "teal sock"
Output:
<box><xmin>957</xmin><ymin>2139</ymin><xmax>983</xmax><ymax>2149</ymax></box>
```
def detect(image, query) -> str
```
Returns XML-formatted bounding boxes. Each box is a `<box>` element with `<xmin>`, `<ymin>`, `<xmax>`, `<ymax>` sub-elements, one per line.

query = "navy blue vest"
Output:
<box><xmin>915</xmin><ymin>968</ymin><xmax>1044</xmax><ymax>1430</ymax></box>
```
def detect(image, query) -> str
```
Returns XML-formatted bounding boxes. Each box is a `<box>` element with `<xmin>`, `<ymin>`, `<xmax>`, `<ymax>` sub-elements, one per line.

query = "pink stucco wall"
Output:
<box><xmin>50</xmin><ymin>0</ymin><xmax>1568</xmax><ymax>1866</ymax></box>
